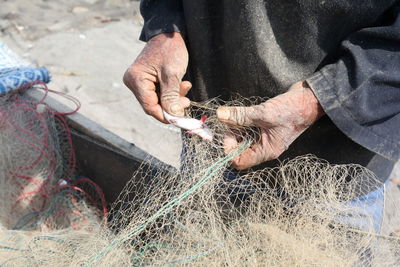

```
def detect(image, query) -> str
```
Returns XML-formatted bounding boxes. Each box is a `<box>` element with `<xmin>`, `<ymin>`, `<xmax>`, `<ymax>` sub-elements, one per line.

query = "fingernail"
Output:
<box><xmin>217</xmin><ymin>107</ymin><xmax>230</xmax><ymax>121</ymax></box>
<box><xmin>170</xmin><ymin>103</ymin><xmax>183</xmax><ymax>116</ymax></box>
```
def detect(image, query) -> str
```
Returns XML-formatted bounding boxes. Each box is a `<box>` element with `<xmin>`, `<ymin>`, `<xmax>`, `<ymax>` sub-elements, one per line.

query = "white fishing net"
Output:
<box><xmin>0</xmin><ymin>88</ymin><xmax>399</xmax><ymax>266</ymax></box>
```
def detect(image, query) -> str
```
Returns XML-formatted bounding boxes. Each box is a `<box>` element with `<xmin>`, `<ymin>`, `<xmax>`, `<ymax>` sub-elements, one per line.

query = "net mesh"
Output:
<box><xmin>0</xmin><ymin>87</ymin><xmax>399</xmax><ymax>266</ymax></box>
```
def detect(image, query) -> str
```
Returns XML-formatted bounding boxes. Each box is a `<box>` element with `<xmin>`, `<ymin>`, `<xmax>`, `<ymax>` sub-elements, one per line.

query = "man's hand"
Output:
<box><xmin>123</xmin><ymin>33</ymin><xmax>191</xmax><ymax>123</ymax></box>
<box><xmin>217</xmin><ymin>81</ymin><xmax>325</xmax><ymax>170</ymax></box>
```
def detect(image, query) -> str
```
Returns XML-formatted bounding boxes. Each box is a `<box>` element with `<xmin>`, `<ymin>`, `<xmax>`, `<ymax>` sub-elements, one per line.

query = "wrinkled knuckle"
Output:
<box><xmin>126</xmin><ymin>64</ymin><xmax>137</xmax><ymax>75</ymax></box>
<box><xmin>161</xmin><ymin>91</ymin><xmax>180</xmax><ymax>103</ymax></box>
<box><xmin>130</xmin><ymin>62</ymin><xmax>142</xmax><ymax>72</ymax></box>
<box><xmin>232</xmin><ymin>161</ymin><xmax>244</xmax><ymax>170</ymax></box>
<box><xmin>235</xmin><ymin>108</ymin><xmax>247</xmax><ymax>126</ymax></box>
<box><xmin>159</xmin><ymin>65</ymin><xmax>179</xmax><ymax>79</ymax></box>
<box><xmin>123</xmin><ymin>69</ymin><xmax>132</xmax><ymax>86</ymax></box>
<box><xmin>253</xmin><ymin>105</ymin><xmax>264</xmax><ymax>116</ymax></box>
<box><xmin>141</xmin><ymin>103</ymin><xmax>152</xmax><ymax>115</ymax></box>
<box><xmin>162</xmin><ymin>67</ymin><xmax>178</xmax><ymax>78</ymax></box>
<box><xmin>124</xmin><ymin>66</ymin><xmax>141</xmax><ymax>85</ymax></box>
<box><xmin>270</xmin><ymin>148</ymin><xmax>284</xmax><ymax>160</ymax></box>
<box><xmin>228</xmin><ymin>108</ymin><xmax>238</xmax><ymax>125</ymax></box>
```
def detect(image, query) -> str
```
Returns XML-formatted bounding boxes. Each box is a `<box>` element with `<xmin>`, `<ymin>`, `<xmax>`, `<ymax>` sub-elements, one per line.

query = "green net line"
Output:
<box><xmin>84</xmin><ymin>141</ymin><xmax>252</xmax><ymax>267</ymax></box>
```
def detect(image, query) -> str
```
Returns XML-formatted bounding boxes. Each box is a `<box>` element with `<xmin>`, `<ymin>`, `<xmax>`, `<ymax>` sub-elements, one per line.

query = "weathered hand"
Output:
<box><xmin>123</xmin><ymin>33</ymin><xmax>191</xmax><ymax>123</ymax></box>
<box><xmin>217</xmin><ymin>81</ymin><xmax>325</xmax><ymax>170</ymax></box>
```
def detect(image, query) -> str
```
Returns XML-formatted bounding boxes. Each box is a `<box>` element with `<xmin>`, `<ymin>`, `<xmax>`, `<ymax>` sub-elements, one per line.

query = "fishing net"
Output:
<box><xmin>0</xmin><ymin>82</ymin><xmax>107</xmax><ymax>265</ymax></box>
<box><xmin>0</xmin><ymin>88</ymin><xmax>399</xmax><ymax>266</ymax></box>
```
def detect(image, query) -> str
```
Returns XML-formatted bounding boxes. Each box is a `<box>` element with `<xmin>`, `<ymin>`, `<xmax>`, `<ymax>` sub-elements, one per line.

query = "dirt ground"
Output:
<box><xmin>0</xmin><ymin>0</ymin><xmax>182</xmax><ymax>166</ymax></box>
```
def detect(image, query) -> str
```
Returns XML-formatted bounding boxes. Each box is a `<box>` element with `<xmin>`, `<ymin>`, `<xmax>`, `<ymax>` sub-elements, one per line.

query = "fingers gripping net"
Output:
<box><xmin>1</xmin><ymin>95</ymin><xmax>399</xmax><ymax>266</ymax></box>
<box><xmin>89</xmin><ymin>100</ymin><xmax>400</xmax><ymax>266</ymax></box>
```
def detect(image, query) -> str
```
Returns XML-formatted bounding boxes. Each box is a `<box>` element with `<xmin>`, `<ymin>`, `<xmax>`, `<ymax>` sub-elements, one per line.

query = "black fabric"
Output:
<box><xmin>306</xmin><ymin>4</ymin><xmax>400</xmax><ymax>162</ymax></box>
<box><xmin>139</xmin><ymin>0</ymin><xmax>186</xmax><ymax>41</ymax></box>
<box><xmin>139</xmin><ymin>0</ymin><xmax>400</xmax><ymax>182</ymax></box>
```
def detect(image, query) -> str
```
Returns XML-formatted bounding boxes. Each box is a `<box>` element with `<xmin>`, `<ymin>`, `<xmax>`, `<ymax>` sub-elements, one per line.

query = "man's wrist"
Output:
<box><xmin>290</xmin><ymin>81</ymin><xmax>325</xmax><ymax>126</ymax></box>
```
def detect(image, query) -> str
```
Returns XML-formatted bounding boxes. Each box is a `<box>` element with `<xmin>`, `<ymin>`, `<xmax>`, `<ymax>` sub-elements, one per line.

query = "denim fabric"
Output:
<box><xmin>335</xmin><ymin>181</ymin><xmax>387</xmax><ymax>233</ymax></box>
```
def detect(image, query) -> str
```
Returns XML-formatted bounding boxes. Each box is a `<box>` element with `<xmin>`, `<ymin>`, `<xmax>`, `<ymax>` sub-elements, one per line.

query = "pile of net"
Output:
<box><xmin>1</xmin><ymin>87</ymin><xmax>399</xmax><ymax>267</ymax></box>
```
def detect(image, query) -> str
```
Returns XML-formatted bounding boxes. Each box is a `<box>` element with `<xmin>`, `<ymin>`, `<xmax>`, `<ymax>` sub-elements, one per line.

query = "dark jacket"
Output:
<box><xmin>139</xmin><ymin>0</ymin><xmax>400</xmax><ymax>182</ymax></box>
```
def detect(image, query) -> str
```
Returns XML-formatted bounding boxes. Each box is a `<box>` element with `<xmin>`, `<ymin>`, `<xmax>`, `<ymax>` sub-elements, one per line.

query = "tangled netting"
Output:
<box><xmin>1</xmin><ymin>89</ymin><xmax>399</xmax><ymax>266</ymax></box>
<box><xmin>0</xmin><ymin>83</ymin><xmax>107</xmax><ymax>265</ymax></box>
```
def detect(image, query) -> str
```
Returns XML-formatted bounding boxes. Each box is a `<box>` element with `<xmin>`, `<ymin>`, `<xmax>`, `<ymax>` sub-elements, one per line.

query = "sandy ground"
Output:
<box><xmin>0</xmin><ymin>0</ymin><xmax>182</xmax><ymax>167</ymax></box>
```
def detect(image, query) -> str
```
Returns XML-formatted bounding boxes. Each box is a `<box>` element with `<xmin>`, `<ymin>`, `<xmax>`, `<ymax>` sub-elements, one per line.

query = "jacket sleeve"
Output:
<box><xmin>139</xmin><ymin>0</ymin><xmax>186</xmax><ymax>42</ymax></box>
<box><xmin>306</xmin><ymin>4</ymin><xmax>400</xmax><ymax>162</ymax></box>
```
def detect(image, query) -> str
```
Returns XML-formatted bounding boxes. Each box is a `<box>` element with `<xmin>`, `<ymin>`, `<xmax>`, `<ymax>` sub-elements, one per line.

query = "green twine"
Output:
<box><xmin>0</xmin><ymin>245</ymin><xmax>27</xmax><ymax>252</ymax></box>
<box><xmin>84</xmin><ymin>141</ymin><xmax>251</xmax><ymax>267</ymax></box>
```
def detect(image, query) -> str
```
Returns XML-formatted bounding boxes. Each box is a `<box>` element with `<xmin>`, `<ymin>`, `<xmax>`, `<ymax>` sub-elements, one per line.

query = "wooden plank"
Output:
<box><xmin>25</xmin><ymin>88</ymin><xmax>173</xmax><ymax>204</ymax></box>
<box><xmin>25</xmin><ymin>88</ymin><xmax>149</xmax><ymax>161</ymax></box>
